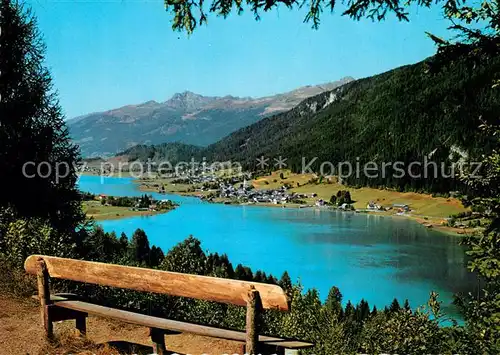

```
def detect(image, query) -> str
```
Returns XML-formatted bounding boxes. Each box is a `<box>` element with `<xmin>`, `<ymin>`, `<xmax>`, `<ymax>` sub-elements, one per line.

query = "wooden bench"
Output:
<box><xmin>25</xmin><ymin>255</ymin><xmax>313</xmax><ymax>354</ymax></box>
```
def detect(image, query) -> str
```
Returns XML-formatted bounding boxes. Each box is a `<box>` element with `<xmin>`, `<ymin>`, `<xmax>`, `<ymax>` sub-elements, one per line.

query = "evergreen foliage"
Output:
<box><xmin>119</xmin><ymin>142</ymin><xmax>204</xmax><ymax>164</ymax></box>
<box><xmin>0</xmin><ymin>0</ymin><xmax>84</xmax><ymax>233</ymax></box>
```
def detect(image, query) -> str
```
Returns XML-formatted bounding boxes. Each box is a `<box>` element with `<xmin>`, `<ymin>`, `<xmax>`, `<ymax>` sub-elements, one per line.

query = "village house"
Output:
<box><xmin>367</xmin><ymin>201</ymin><xmax>382</xmax><ymax>210</ymax></box>
<box><xmin>393</xmin><ymin>203</ymin><xmax>410</xmax><ymax>212</ymax></box>
<box><xmin>315</xmin><ymin>199</ymin><xmax>326</xmax><ymax>207</ymax></box>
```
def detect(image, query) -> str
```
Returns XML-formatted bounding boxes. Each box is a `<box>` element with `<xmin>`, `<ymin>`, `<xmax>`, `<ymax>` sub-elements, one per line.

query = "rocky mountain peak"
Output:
<box><xmin>165</xmin><ymin>91</ymin><xmax>216</xmax><ymax>111</ymax></box>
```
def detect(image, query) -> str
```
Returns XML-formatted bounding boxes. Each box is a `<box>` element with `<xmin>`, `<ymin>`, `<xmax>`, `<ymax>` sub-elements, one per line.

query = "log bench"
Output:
<box><xmin>24</xmin><ymin>255</ymin><xmax>313</xmax><ymax>354</ymax></box>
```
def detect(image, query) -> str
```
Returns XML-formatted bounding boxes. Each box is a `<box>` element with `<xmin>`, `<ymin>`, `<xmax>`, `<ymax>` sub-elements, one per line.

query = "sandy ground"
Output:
<box><xmin>0</xmin><ymin>294</ymin><xmax>244</xmax><ymax>355</ymax></box>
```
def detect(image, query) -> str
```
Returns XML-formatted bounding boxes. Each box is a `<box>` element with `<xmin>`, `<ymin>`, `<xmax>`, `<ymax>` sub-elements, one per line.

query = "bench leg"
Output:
<box><xmin>42</xmin><ymin>305</ymin><xmax>54</xmax><ymax>340</ymax></box>
<box><xmin>37</xmin><ymin>260</ymin><xmax>53</xmax><ymax>341</ymax></box>
<box><xmin>246</xmin><ymin>289</ymin><xmax>261</xmax><ymax>354</ymax></box>
<box><xmin>76</xmin><ymin>315</ymin><xmax>86</xmax><ymax>337</ymax></box>
<box><xmin>150</xmin><ymin>327</ymin><xmax>166</xmax><ymax>355</ymax></box>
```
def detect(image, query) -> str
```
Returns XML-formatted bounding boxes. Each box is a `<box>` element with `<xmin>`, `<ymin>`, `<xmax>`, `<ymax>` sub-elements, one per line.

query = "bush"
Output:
<box><xmin>0</xmin><ymin>259</ymin><xmax>36</xmax><ymax>298</ymax></box>
<box><xmin>1</xmin><ymin>217</ymin><xmax>78</xmax><ymax>269</ymax></box>
<box><xmin>336</xmin><ymin>190</ymin><xmax>353</xmax><ymax>205</ymax></box>
<box><xmin>471</xmin><ymin>205</ymin><xmax>486</xmax><ymax>213</ymax></box>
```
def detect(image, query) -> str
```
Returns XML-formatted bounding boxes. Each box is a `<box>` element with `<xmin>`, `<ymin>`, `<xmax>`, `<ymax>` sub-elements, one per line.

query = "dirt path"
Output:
<box><xmin>0</xmin><ymin>294</ymin><xmax>243</xmax><ymax>355</ymax></box>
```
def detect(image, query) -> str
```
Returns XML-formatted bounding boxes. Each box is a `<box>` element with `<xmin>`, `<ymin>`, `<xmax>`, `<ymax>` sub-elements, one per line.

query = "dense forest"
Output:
<box><xmin>119</xmin><ymin>142</ymin><xmax>204</xmax><ymax>164</ymax></box>
<box><xmin>124</xmin><ymin>55</ymin><xmax>500</xmax><ymax>194</ymax></box>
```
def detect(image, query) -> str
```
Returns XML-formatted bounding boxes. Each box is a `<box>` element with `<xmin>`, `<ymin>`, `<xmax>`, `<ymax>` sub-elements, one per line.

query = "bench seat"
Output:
<box><xmin>47</xmin><ymin>296</ymin><xmax>313</xmax><ymax>352</ymax></box>
<box><xmin>26</xmin><ymin>255</ymin><xmax>314</xmax><ymax>354</ymax></box>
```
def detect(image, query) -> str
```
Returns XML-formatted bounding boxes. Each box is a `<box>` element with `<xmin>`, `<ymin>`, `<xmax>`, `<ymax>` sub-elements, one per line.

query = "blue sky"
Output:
<box><xmin>27</xmin><ymin>1</ymin><xmax>450</xmax><ymax>118</ymax></box>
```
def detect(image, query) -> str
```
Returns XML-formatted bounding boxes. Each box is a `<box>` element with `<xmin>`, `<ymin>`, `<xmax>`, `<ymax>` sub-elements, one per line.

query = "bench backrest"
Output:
<box><xmin>24</xmin><ymin>255</ymin><xmax>289</xmax><ymax>311</ymax></box>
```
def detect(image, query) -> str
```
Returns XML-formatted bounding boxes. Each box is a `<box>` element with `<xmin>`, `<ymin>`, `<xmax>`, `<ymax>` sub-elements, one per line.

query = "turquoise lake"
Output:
<box><xmin>78</xmin><ymin>175</ymin><xmax>477</xmax><ymax>318</ymax></box>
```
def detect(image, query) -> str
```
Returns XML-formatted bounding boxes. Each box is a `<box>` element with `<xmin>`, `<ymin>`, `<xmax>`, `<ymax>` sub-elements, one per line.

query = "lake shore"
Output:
<box><xmin>82</xmin><ymin>171</ymin><xmax>478</xmax><ymax>236</ymax></box>
<box><xmin>363</xmin><ymin>210</ymin><xmax>475</xmax><ymax>236</ymax></box>
<box><xmin>132</xmin><ymin>173</ymin><xmax>478</xmax><ymax>236</ymax></box>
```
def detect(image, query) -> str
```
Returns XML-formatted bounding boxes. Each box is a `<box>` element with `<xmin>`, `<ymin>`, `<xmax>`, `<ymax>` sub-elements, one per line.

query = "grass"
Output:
<box><xmin>253</xmin><ymin>170</ymin><xmax>312</xmax><ymax>190</ymax></box>
<box><xmin>0</xmin><ymin>260</ymin><xmax>37</xmax><ymax>298</ymax></box>
<box><xmin>80</xmin><ymin>170</ymin><xmax>143</xmax><ymax>178</ymax></box>
<box><xmin>134</xmin><ymin>177</ymin><xmax>212</xmax><ymax>197</ymax></box>
<box><xmin>83</xmin><ymin>201</ymin><xmax>170</xmax><ymax>221</ymax></box>
<box><xmin>137</xmin><ymin>179</ymin><xmax>192</xmax><ymax>193</ymax></box>
<box><xmin>39</xmin><ymin>332</ymin><xmax>119</xmax><ymax>355</ymax></box>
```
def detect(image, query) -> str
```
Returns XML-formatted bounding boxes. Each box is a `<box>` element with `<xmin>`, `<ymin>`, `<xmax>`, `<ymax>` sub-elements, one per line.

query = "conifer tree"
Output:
<box><xmin>0</xmin><ymin>0</ymin><xmax>83</xmax><ymax>233</ymax></box>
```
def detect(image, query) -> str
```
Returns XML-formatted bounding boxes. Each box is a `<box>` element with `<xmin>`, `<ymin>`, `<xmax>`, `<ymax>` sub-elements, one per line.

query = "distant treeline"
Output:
<box><xmin>81</xmin><ymin>192</ymin><xmax>177</xmax><ymax>210</ymax></box>
<box><xmin>118</xmin><ymin>142</ymin><xmax>204</xmax><ymax>164</ymax></box>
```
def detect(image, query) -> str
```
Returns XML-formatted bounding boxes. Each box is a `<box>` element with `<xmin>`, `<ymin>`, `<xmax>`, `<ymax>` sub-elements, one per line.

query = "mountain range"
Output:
<box><xmin>69</xmin><ymin>78</ymin><xmax>354</xmax><ymax>157</ymax></box>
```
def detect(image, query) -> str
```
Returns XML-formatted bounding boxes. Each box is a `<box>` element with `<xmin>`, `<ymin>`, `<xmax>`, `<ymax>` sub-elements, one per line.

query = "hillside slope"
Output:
<box><xmin>119</xmin><ymin>142</ymin><xmax>204</xmax><ymax>163</ymax></box>
<box><xmin>69</xmin><ymin>78</ymin><xmax>353</xmax><ymax>157</ymax></box>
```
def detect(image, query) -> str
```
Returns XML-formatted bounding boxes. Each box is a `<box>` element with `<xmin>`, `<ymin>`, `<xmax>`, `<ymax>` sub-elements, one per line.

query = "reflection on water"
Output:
<box><xmin>79</xmin><ymin>175</ymin><xmax>478</xmax><ymax>319</ymax></box>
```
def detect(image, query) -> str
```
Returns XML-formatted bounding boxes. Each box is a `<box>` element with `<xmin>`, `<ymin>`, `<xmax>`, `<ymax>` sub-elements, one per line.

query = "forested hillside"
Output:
<box><xmin>203</xmin><ymin>56</ymin><xmax>500</xmax><ymax>192</ymax></box>
<box><xmin>119</xmin><ymin>142</ymin><xmax>204</xmax><ymax>163</ymax></box>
